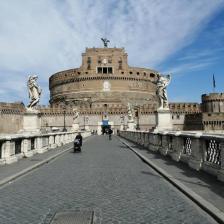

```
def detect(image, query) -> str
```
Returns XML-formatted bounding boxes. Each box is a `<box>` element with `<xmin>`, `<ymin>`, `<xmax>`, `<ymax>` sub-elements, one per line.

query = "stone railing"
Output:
<box><xmin>0</xmin><ymin>131</ymin><xmax>91</xmax><ymax>165</ymax></box>
<box><xmin>119</xmin><ymin>130</ymin><xmax>224</xmax><ymax>182</ymax></box>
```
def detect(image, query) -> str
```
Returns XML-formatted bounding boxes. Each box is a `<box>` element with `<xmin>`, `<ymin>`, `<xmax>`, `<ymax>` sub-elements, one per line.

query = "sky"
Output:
<box><xmin>0</xmin><ymin>0</ymin><xmax>224</xmax><ymax>105</ymax></box>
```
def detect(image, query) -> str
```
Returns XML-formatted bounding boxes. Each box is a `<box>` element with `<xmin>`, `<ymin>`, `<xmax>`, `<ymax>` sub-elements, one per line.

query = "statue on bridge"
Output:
<box><xmin>156</xmin><ymin>73</ymin><xmax>171</xmax><ymax>110</ymax></box>
<box><xmin>127</xmin><ymin>103</ymin><xmax>134</xmax><ymax>122</ymax></box>
<box><xmin>127</xmin><ymin>103</ymin><xmax>136</xmax><ymax>131</ymax></box>
<box><xmin>71</xmin><ymin>107</ymin><xmax>80</xmax><ymax>131</ymax></box>
<box><xmin>27</xmin><ymin>75</ymin><xmax>42</xmax><ymax>109</ymax></box>
<box><xmin>73</xmin><ymin>107</ymin><xmax>79</xmax><ymax>122</ymax></box>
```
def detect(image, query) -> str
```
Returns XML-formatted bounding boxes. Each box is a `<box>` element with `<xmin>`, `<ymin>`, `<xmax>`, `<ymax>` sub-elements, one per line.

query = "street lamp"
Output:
<box><xmin>135</xmin><ymin>106</ymin><xmax>140</xmax><ymax>130</ymax></box>
<box><xmin>62</xmin><ymin>106</ymin><xmax>67</xmax><ymax>132</ymax></box>
<box><xmin>83</xmin><ymin>115</ymin><xmax>86</xmax><ymax>130</ymax></box>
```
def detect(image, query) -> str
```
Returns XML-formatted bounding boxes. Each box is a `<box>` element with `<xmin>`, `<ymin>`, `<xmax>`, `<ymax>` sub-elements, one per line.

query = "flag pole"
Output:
<box><xmin>213</xmin><ymin>74</ymin><xmax>216</xmax><ymax>93</ymax></box>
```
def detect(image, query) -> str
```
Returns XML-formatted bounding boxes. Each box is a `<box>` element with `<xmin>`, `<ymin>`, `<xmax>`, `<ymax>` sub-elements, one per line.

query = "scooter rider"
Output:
<box><xmin>75</xmin><ymin>132</ymin><xmax>83</xmax><ymax>146</ymax></box>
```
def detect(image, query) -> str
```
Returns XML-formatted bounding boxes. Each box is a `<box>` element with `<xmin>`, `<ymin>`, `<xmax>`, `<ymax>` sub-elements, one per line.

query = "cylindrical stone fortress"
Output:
<box><xmin>49</xmin><ymin>47</ymin><xmax>159</xmax><ymax>112</ymax></box>
<box><xmin>201</xmin><ymin>93</ymin><xmax>224</xmax><ymax>113</ymax></box>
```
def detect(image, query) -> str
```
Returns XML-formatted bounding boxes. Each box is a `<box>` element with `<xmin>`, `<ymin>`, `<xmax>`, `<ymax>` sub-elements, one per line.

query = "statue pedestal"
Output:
<box><xmin>127</xmin><ymin>121</ymin><xmax>136</xmax><ymax>131</ymax></box>
<box><xmin>21</xmin><ymin>109</ymin><xmax>41</xmax><ymax>133</ymax></box>
<box><xmin>120</xmin><ymin>124</ymin><xmax>124</xmax><ymax>131</ymax></box>
<box><xmin>71</xmin><ymin>123</ymin><xmax>79</xmax><ymax>132</ymax></box>
<box><xmin>154</xmin><ymin>109</ymin><xmax>173</xmax><ymax>131</ymax></box>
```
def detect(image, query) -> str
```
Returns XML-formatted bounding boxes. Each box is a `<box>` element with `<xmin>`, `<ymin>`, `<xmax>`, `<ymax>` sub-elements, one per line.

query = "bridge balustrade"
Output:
<box><xmin>0</xmin><ymin>131</ymin><xmax>91</xmax><ymax>165</ymax></box>
<box><xmin>119</xmin><ymin>131</ymin><xmax>224</xmax><ymax>182</ymax></box>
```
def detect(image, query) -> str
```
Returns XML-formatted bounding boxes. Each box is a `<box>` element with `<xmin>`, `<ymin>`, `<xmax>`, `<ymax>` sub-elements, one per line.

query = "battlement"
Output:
<box><xmin>169</xmin><ymin>102</ymin><xmax>201</xmax><ymax>113</ymax></box>
<box><xmin>202</xmin><ymin>93</ymin><xmax>224</xmax><ymax>102</ymax></box>
<box><xmin>0</xmin><ymin>102</ymin><xmax>25</xmax><ymax>114</ymax></box>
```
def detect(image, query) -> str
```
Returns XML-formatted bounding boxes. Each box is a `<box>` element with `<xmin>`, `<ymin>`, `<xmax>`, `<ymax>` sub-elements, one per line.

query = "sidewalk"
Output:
<box><xmin>119</xmin><ymin>137</ymin><xmax>224</xmax><ymax>214</ymax></box>
<box><xmin>0</xmin><ymin>142</ymin><xmax>75</xmax><ymax>187</ymax></box>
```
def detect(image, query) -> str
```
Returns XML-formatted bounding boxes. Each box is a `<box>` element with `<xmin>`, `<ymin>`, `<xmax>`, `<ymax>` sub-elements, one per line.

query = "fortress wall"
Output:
<box><xmin>183</xmin><ymin>113</ymin><xmax>203</xmax><ymax>131</ymax></box>
<box><xmin>0</xmin><ymin>113</ymin><xmax>24</xmax><ymax>134</ymax></box>
<box><xmin>202</xmin><ymin>113</ymin><xmax>224</xmax><ymax>131</ymax></box>
<box><xmin>0</xmin><ymin>102</ymin><xmax>25</xmax><ymax>134</ymax></box>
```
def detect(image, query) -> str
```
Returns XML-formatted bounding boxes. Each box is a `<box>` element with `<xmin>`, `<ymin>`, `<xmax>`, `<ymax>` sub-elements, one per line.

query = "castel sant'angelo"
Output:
<box><xmin>1</xmin><ymin>40</ymin><xmax>224</xmax><ymax>134</ymax></box>
<box><xmin>49</xmin><ymin>42</ymin><xmax>159</xmax><ymax>115</ymax></box>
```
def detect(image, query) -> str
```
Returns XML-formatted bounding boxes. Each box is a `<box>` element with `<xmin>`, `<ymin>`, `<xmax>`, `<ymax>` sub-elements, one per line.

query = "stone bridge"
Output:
<box><xmin>0</xmin><ymin>131</ymin><xmax>223</xmax><ymax>223</ymax></box>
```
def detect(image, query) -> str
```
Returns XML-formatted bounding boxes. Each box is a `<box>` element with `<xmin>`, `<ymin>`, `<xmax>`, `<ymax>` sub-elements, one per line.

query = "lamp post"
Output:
<box><xmin>83</xmin><ymin>115</ymin><xmax>86</xmax><ymax>130</ymax></box>
<box><xmin>62</xmin><ymin>106</ymin><xmax>67</xmax><ymax>132</ymax></box>
<box><xmin>135</xmin><ymin>106</ymin><xmax>140</xmax><ymax>130</ymax></box>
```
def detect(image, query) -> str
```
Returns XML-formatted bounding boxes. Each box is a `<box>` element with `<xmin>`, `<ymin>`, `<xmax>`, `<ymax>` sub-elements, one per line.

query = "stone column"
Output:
<box><xmin>57</xmin><ymin>135</ymin><xmax>61</xmax><ymax>146</ymax></box>
<box><xmin>55</xmin><ymin>135</ymin><xmax>60</xmax><ymax>147</ymax></box>
<box><xmin>68</xmin><ymin>133</ymin><xmax>72</xmax><ymax>142</ymax></box>
<box><xmin>2</xmin><ymin>140</ymin><xmax>17</xmax><ymax>164</ymax></box>
<box><xmin>49</xmin><ymin>135</ymin><xmax>56</xmax><ymax>148</ymax></box>
<box><xmin>60</xmin><ymin>134</ymin><xmax>64</xmax><ymax>145</ymax></box>
<box><xmin>66</xmin><ymin>134</ymin><xmax>70</xmax><ymax>143</ymax></box>
<box><xmin>36</xmin><ymin>137</ymin><xmax>46</xmax><ymax>154</ymax></box>
<box><xmin>22</xmin><ymin>138</ymin><xmax>33</xmax><ymax>157</ymax></box>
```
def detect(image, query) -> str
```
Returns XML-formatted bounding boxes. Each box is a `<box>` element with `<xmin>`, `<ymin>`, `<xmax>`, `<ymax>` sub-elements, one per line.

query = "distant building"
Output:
<box><xmin>201</xmin><ymin>93</ymin><xmax>224</xmax><ymax>131</ymax></box>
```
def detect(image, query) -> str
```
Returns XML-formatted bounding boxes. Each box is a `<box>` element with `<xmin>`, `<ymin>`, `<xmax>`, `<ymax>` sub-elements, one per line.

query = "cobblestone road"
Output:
<box><xmin>0</xmin><ymin>136</ymin><xmax>218</xmax><ymax>224</ymax></box>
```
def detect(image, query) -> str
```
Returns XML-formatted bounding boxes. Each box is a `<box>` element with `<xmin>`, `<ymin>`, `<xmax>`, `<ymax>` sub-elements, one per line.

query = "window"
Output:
<box><xmin>98</xmin><ymin>56</ymin><xmax>102</xmax><ymax>64</ymax></box>
<box><xmin>129</xmin><ymin>71</ymin><xmax>133</xmax><ymax>74</ymax></box>
<box><xmin>150</xmin><ymin>73</ymin><xmax>155</xmax><ymax>77</ymax></box>
<box><xmin>118</xmin><ymin>60</ymin><xmax>122</xmax><ymax>70</ymax></box>
<box><xmin>87</xmin><ymin>57</ymin><xmax>91</xmax><ymax>63</ymax></box>
<box><xmin>103</xmin><ymin>67</ymin><xmax>107</xmax><ymax>74</ymax></box>
<box><xmin>97</xmin><ymin>67</ymin><xmax>113</xmax><ymax>74</ymax></box>
<box><xmin>108</xmin><ymin>67</ymin><xmax>112</xmax><ymax>74</ymax></box>
<box><xmin>137</xmin><ymin>72</ymin><xmax>139</xmax><ymax>75</ymax></box>
<box><xmin>97</xmin><ymin>67</ymin><xmax>102</xmax><ymax>73</ymax></box>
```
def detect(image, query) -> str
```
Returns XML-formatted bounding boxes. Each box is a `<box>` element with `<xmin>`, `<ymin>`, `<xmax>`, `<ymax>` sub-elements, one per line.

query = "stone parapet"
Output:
<box><xmin>119</xmin><ymin>130</ymin><xmax>224</xmax><ymax>182</ymax></box>
<box><xmin>0</xmin><ymin>131</ymin><xmax>91</xmax><ymax>165</ymax></box>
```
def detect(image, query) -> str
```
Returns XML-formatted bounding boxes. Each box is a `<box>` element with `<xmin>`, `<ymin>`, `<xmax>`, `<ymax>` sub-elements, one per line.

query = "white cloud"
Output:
<box><xmin>0</xmin><ymin>0</ymin><xmax>223</xmax><ymax>104</ymax></box>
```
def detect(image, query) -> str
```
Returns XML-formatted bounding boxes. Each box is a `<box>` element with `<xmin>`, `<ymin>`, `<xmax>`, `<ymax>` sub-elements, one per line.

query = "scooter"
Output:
<box><xmin>74</xmin><ymin>139</ymin><xmax>81</xmax><ymax>152</ymax></box>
